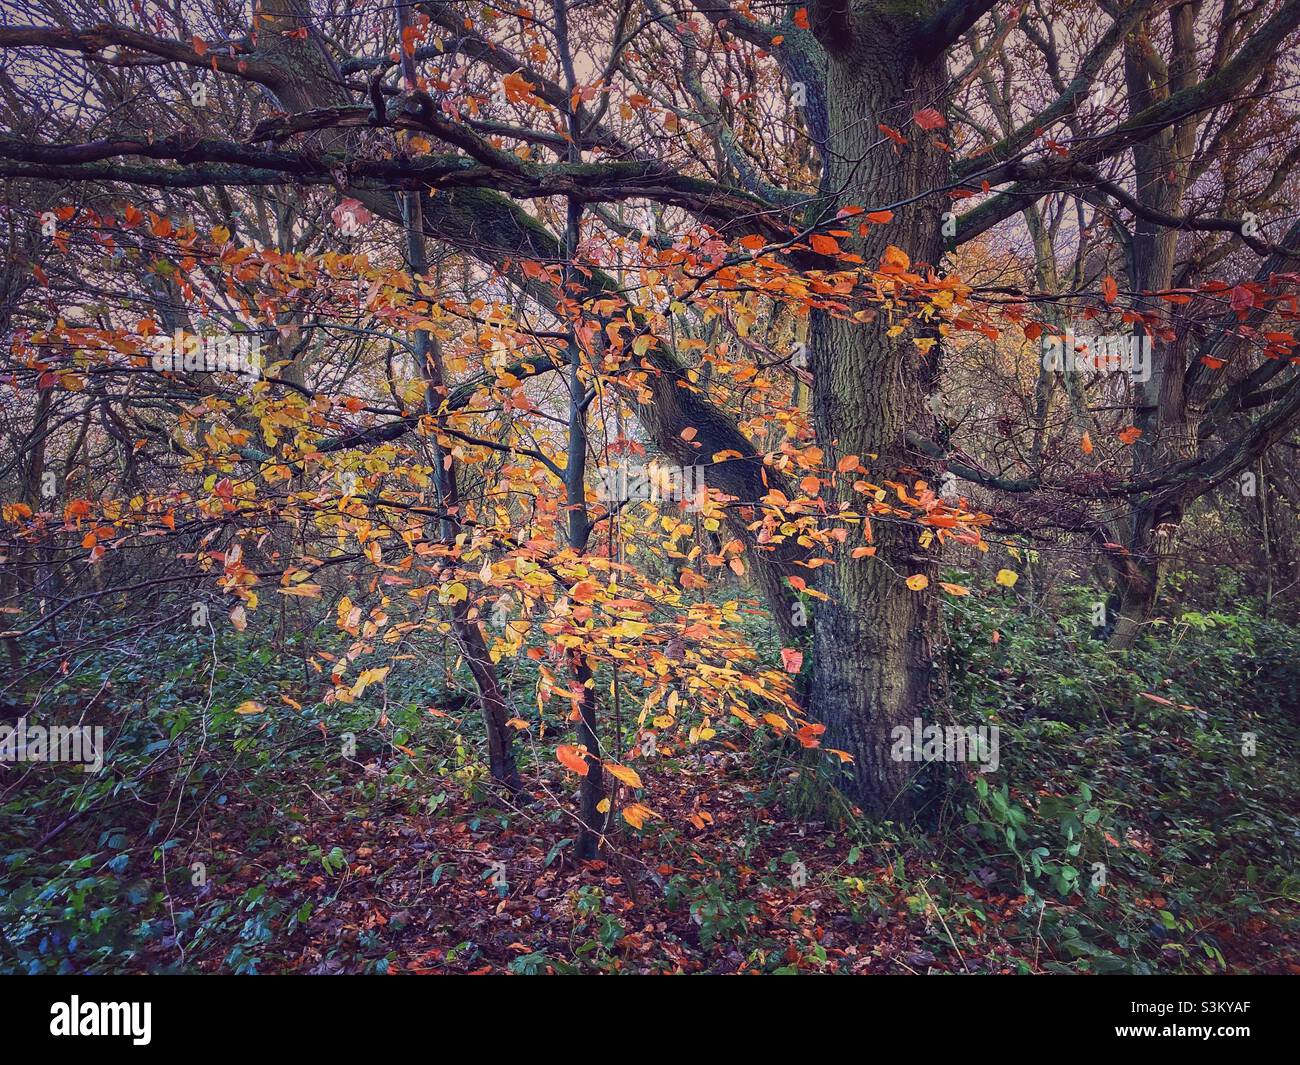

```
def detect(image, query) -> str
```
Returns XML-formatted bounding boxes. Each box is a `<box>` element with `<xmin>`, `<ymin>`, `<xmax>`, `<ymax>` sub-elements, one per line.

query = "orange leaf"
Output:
<box><xmin>557</xmin><ymin>745</ymin><xmax>590</xmax><ymax>776</ymax></box>
<box><xmin>881</xmin><ymin>245</ymin><xmax>910</xmax><ymax>272</ymax></box>
<box><xmin>622</xmin><ymin>803</ymin><xmax>658</xmax><ymax>829</ymax></box>
<box><xmin>679</xmin><ymin>569</ymin><xmax>709</xmax><ymax>590</ymax></box>
<box><xmin>607</xmin><ymin>764</ymin><xmax>643</xmax><ymax>789</ymax></box>
<box><xmin>810</xmin><ymin>233</ymin><xmax>840</xmax><ymax>255</ymax></box>
<box><xmin>913</xmin><ymin>107</ymin><xmax>946</xmax><ymax>131</ymax></box>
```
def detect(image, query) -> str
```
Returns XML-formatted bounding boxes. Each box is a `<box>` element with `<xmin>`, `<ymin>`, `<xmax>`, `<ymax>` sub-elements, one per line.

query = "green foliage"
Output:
<box><xmin>934</xmin><ymin>586</ymin><xmax>1300</xmax><ymax>972</ymax></box>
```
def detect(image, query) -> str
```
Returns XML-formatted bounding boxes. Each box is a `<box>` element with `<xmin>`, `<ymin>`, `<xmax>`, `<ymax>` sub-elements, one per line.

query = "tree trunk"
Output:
<box><xmin>806</xmin><ymin>21</ymin><xmax>949</xmax><ymax>813</ymax></box>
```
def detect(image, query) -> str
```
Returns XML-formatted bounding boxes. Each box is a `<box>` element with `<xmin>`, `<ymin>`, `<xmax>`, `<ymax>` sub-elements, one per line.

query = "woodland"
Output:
<box><xmin>0</xmin><ymin>0</ymin><xmax>1298</xmax><ymax>975</ymax></box>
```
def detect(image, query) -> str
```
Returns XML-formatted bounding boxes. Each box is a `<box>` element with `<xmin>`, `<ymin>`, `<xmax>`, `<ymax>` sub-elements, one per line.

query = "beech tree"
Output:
<box><xmin>3</xmin><ymin>0</ymin><xmax>1300</xmax><ymax>833</ymax></box>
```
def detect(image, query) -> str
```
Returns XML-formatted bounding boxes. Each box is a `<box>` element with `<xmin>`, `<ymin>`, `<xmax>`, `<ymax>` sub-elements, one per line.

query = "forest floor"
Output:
<box><xmin>124</xmin><ymin>746</ymin><xmax>1300</xmax><ymax>976</ymax></box>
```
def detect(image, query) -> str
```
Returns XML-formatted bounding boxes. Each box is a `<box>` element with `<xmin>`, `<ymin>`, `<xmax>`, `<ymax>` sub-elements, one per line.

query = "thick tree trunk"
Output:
<box><xmin>806</xmin><ymin>23</ymin><xmax>949</xmax><ymax>813</ymax></box>
<box><xmin>1109</xmin><ymin>5</ymin><xmax>1199</xmax><ymax>646</ymax></box>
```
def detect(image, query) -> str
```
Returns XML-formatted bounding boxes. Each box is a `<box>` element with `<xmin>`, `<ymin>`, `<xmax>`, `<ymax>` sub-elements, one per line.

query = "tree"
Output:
<box><xmin>3</xmin><ymin>0</ymin><xmax>1300</xmax><ymax>829</ymax></box>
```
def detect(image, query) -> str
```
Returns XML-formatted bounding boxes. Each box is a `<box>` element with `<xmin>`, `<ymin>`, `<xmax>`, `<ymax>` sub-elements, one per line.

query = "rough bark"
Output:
<box><xmin>807</xmin><ymin>7</ymin><xmax>950</xmax><ymax>812</ymax></box>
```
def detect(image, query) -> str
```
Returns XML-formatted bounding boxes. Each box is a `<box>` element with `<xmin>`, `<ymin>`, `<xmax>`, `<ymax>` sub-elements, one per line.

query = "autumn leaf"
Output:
<box><xmin>913</xmin><ymin>107</ymin><xmax>946</xmax><ymax>130</ymax></box>
<box><xmin>606</xmin><ymin>764</ymin><xmax>643</xmax><ymax>789</ymax></box>
<box><xmin>277</xmin><ymin>583</ymin><xmax>322</xmax><ymax>598</ymax></box>
<box><xmin>995</xmin><ymin>569</ymin><xmax>1019</xmax><ymax>588</ymax></box>
<box><xmin>233</xmin><ymin>700</ymin><xmax>264</xmax><ymax>715</ymax></box>
<box><xmin>556</xmin><ymin>745</ymin><xmax>590</xmax><ymax>777</ymax></box>
<box><xmin>881</xmin><ymin>245</ymin><xmax>910</xmax><ymax>272</ymax></box>
<box><xmin>1081</xmin><ymin>431</ymin><xmax>1094</xmax><ymax>454</ymax></box>
<box><xmin>780</xmin><ymin>647</ymin><xmax>804</xmax><ymax>673</ymax></box>
<box><xmin>622</xmin><ymin>803</ymin><xmax>658</xmax><ymax>829</ymax></box>
<box><xmin>906</xmin><ymin>574</ymin><xmax>929</xmax><ymax>591</ymax></box>
<box><xmin>1101</xmin><ymin>275</ymin><xmax>1118</xmax><ymax>304</ymax></box>
<box><xmin>810</xmin><ymin>233</ymin><xmax>840</xmax><ymax>256</ymax></box>
<box><xmin>679</xmin><ymin>568</ymin><xmax>709</xmax><ymax>590</ymax></box>
<box><xmin>1117</xmin><ymin>426</ymin><xmax>1143</xmax><ymax>445</ymax></box>
<box><xmin>502</xmin><ymin>70</ymin><xmax>541</xmax><ymax>106</ymax></box>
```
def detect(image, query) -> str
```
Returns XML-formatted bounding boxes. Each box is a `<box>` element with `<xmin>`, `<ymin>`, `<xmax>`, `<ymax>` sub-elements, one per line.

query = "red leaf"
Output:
<box><xmin>913</xmin><ymin>107</ymin><xmax>946</xmax><ymax>131</ymax></box>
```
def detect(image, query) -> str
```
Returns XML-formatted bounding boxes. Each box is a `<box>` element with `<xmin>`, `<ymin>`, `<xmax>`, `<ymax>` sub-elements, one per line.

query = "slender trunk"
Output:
<box><xmin>553</xmin><ymin>0</ymin><xmax>605</xmax><ymax>858</ymax></box>
<box><xmin>397</xmin><ymin>0</ymin><xmax>518</xmax><ymax>788</ymax></box>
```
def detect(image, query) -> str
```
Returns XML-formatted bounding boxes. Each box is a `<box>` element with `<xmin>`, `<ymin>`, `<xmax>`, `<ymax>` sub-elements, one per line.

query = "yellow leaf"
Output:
<box><xmin>351</xmin><ymin>666</ymin><xmax>390</xmax><ymax>697</ymax></box>
<box><xmin>606</xmin><ymin>764</ymin><xmax>643</xmax><ymax>789</ymax></box>
<box><xmin>233</xmin><ymin>700</ymin><xmax>263</xmax><ymax>715</ymax></box>
<box><xmin>440</xmin><ymin>581</ymin><xmax>468</xmax><ymax>604</ymax></box>
<box><xmin>277</xmin><ymin>583</ymin><xmax>322</xmax><ymax>598</ymax></box>
<box><xmin>622</xmin><ymin>803</ymin><xmax>658</xmax><ymax>830</ymax></box>
<box><xmin>905</xmin><ymin>574</ymin><xmax>929</xmax><ymax>591</ymax></box>
<box><xmin>995</xmin><ymin>569</ymin><xmax>1019</xmax><ymax>588</ymax></box>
